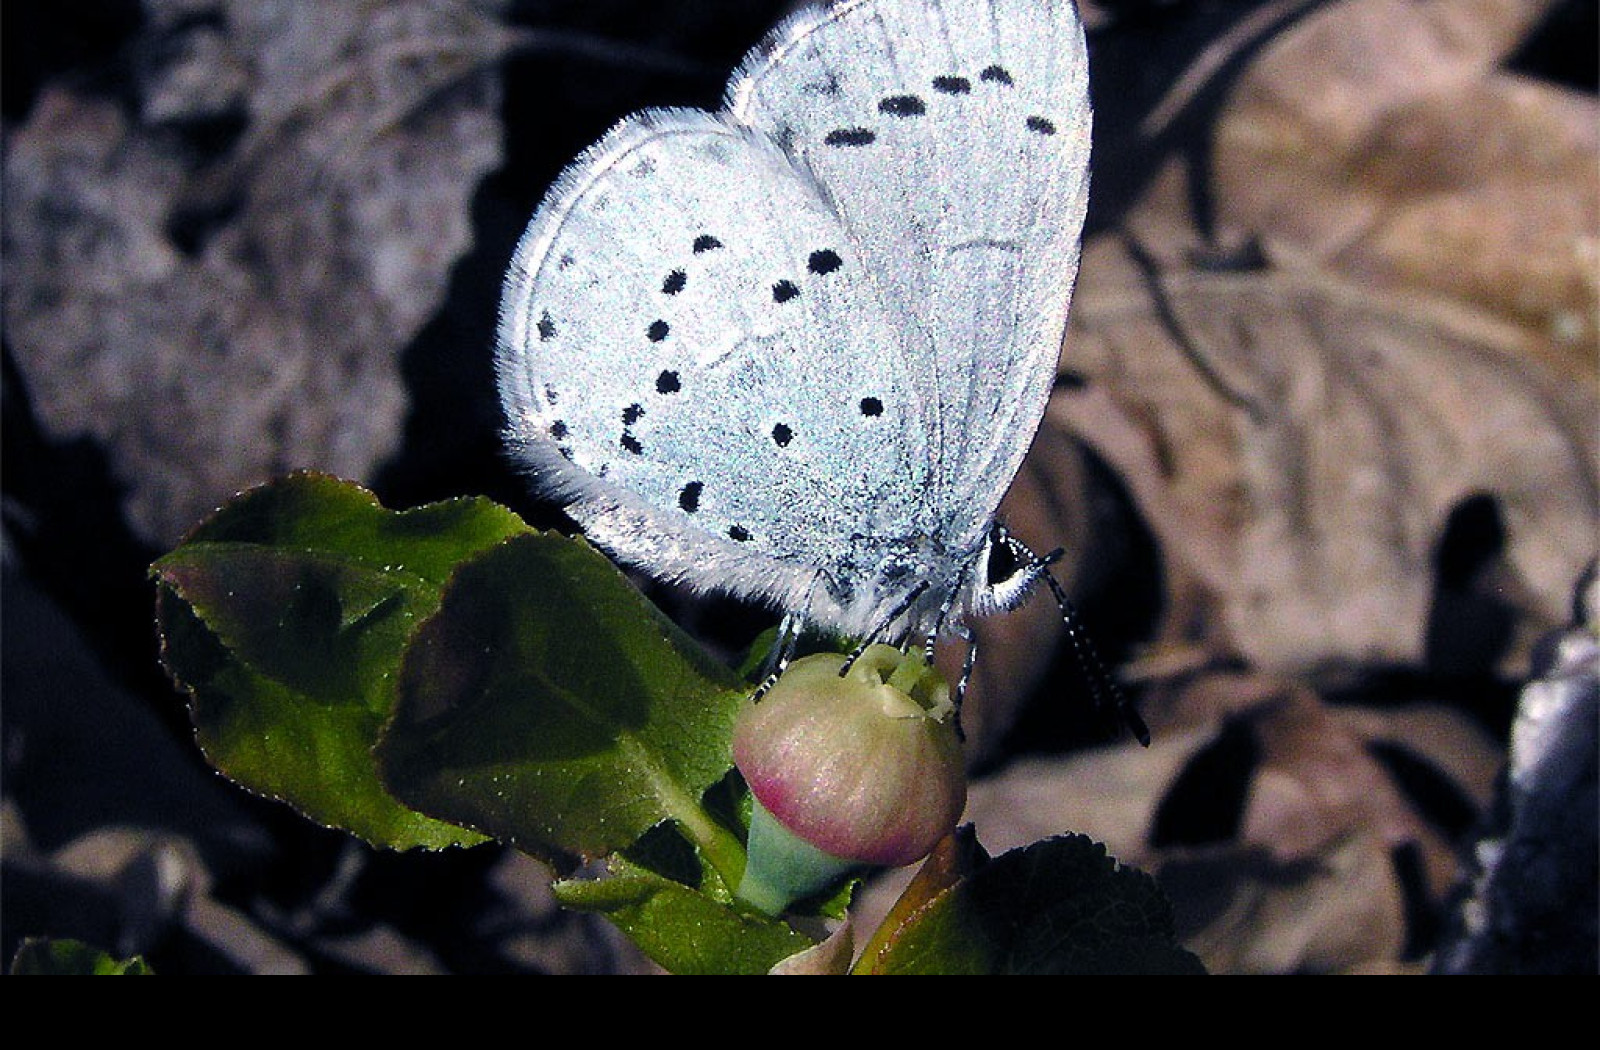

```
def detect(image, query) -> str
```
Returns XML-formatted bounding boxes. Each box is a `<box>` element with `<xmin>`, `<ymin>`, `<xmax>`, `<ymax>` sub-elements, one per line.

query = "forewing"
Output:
<box><xmin>728</xmin><ymin>0</ymin><xmax>1092</xmax><ymax>551</ymax></box>
<box><xmin>497</xmin><ymin>109</ymin><xmax>927</xmax><ymax>610</ymax></box>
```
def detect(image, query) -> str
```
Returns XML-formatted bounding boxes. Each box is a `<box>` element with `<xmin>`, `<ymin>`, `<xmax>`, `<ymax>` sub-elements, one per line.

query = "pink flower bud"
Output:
<box><xmin>734</xmin><ymin>645</ymin><xmax>966</xmax><ymax>914</ymax></box>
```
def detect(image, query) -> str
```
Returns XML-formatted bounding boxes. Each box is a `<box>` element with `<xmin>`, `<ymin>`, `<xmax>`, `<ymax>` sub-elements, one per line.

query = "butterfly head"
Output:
<box><xmin>847</xmin><ymin>523</ymin><xmax>1047</xmax><ymax>638</ymax></box>
<box><xmin>968</xmin><ymin>521</ymin><xmax>1050</xmax><ymax>619</ymax></box>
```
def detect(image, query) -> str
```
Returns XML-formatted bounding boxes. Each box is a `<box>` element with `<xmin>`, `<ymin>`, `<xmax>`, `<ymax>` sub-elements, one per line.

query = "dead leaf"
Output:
<box><xmin>956</xmin><ymin>671</ymin><xmax>1502</xmax><ymax>972</ymax></box>
<box><xmin>2</xmin><ymin>0</ymin><xmax>512</xmax><ymax>545</ymax></box>
<box><xmin>1054</xmin><ymin>202</ymin><xmax>1597</xmax><ymax>675</ymax></box>
<box><xmin>768</xmin><ymin>920</ymin><xmax>854</xmax><ymax>975</ymax></box>
<box><xmin>951</xmin><ymin>1</ymin><xmax>1595</xmax><ymax>973</ymax></box>
<box><xmin>1212</xmin><ymin>0</ymin><xmax>1597</xmax><ymax>356</ymax></box>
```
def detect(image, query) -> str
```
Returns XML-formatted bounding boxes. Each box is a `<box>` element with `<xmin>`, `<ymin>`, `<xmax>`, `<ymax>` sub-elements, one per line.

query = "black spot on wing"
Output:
<box><xmin>879</xmin><ymin>94</ymin><xmax>926</xmax><ymax>117</ymax></box>
<box><xmin>808</xmin><ymin>249</ymin><xmax>842</xmax><ymax>275</ymax></box>
<box><xmin>825</xmin><ymin>127</ymin><xmax>875</xmax><ymax>147</ymax></box>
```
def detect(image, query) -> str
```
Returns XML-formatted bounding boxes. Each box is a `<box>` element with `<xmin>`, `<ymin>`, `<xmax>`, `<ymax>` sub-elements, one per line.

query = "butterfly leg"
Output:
<box><xmin>923</xmin><ymin>564</ymin><xmax>967</xmax><ymax>665</ymax></box>
<box><xmin>752</xmin><ymin>610</ymin><xmax>804</xmax><ymax>702</ymax></box>
<box><xmin>947</xmin><ymin>619</ymin><xmax>976</xmax><ymax>742</ymax></box>
<box><xmin>840</xmin><ymin>579</ymin><xmax>930</xmax><ymax>676</ymax></box>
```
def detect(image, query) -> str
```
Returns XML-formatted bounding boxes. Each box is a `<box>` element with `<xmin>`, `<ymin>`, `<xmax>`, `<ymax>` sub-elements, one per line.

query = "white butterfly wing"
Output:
<box><xmin>728</xmin><ymin>0</ymin><xmax>1092</xmax><ymax>556</ymax></box>
<box><xmin>497</xmin><ymin>109</ymin><xmax>932</xmax><ymax>619</ymax></box>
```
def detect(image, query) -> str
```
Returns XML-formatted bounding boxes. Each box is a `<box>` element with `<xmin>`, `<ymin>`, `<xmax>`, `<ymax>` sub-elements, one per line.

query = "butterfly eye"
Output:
<box><xmin>980</xmin><ymin>525</ymin><xmax>1045</xmax><ymax>615</ymax></box>
<box><xmin>984</xmin><ymin>526</ymin><xmax>1021</xmax><ymax>587</ymax></box>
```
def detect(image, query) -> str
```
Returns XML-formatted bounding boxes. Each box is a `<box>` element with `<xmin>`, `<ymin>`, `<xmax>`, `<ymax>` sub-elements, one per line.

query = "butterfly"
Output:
<box><xmin>496</xmin><ymin>0</ymin><xmax>1141</xmax><ymax>740</ymax></box>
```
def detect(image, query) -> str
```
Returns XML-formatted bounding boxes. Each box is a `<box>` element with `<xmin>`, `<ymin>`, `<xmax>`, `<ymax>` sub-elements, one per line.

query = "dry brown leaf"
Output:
<box><xmin>1212</xmin><ymin>0</ymin><xmax>1597</xmax><ymax>355</ymax></box>
<box><xmin>954</xmin><ymin>672</ymin><xmax>1501</xmax><ymax>973</ymax></box>
<box><xmin>951</xmin><ymin>1</ymin><xmax>1595</xmax><ymax>973</ymax></box>
<box><xmin>2</xmin><ymin>0</ymin><xmax>512</xmax><ymax>545</ymax></box>
<box><xmin>768</xmin><ymin>920</ymin><xmax>855</xmax><ymax>975</ymax></box>
<box><xmin>1055</xmin><ymin>214</ymin><xmax>1597</xmax><ymax>674</ymax></box>
<box><xmin>949</xmin><ymin>1</ymin><xmax>1597</xmax><ymax>749</ymax></box>
<box><xmin>1167</xmin><ymin>829</ymin><xmax>1415</xmax><ymax>973</ymax></box>
<box><xmin>1013</xmin><ymin>0</ymin><xmax>1600</xmax><ymax>681</ymax></box>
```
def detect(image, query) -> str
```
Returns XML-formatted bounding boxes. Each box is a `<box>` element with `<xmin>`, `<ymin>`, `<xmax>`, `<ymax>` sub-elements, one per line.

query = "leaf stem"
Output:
<box><xmin>677</xmin><ymin>803</ymin><xmax>748</xmax><ymax>899</ymax></box>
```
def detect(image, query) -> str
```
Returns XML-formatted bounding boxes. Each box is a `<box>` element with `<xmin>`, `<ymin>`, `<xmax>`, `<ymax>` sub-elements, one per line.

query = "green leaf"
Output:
<box><xmin>377</xmin><ymin>532</ymin><xmax>749</xmax><ymax>872</ymax></box>
<box><xmin>10</xmin><ymin>938</ymin><xmax>153</xmax><ymax>975</ymax></box>
<box><xmin>859</xmin><ymin>833</ymin><xmax>1207</xmax><ymax>974</ymax></box>
<box><xmin>153</xmin><ymin>473</ymin><xmax>527</xmax><ymax>850</ymax></box>
<box><xmin>554</xmin><ymin>858</ymin><xmax>816</xmax><ymax>975</ymax></box>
